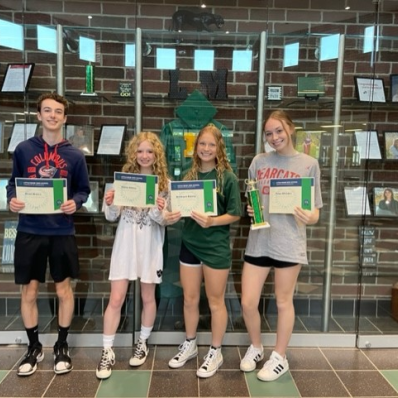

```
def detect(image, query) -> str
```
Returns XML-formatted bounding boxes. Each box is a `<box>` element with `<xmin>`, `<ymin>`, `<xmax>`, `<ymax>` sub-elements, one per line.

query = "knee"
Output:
<box><xmin>184</xmin><ymin>293</ymin><xmax>200</xmax><ymax>309</ymax></box>
<box><xmin>22</xmin><ymin>285</ymin><xmax>38</xmax><ymax>304</ymax></box>
<box><xmin>55</xmin><ymin>282</ymin><xmax>73</xmax><ymax>301</ymax></box>
<box><xmin>207</xmin><ymin>296</ymin><xmax>226</xmax><ymax>313</ymax></box>
<box><xmin>241</xmin><ymin>296</ymin><xmax>258</xmax><ymax>314</ymax></box>
<box><xmin>275</xmin><ymin>297</ymin><xmax>293</xmax><ymax>312</ymax></box>
<box><xmin>108</xmin><ymin>294</ymin><xmax>126</xmax><ymax>311</ymax></box>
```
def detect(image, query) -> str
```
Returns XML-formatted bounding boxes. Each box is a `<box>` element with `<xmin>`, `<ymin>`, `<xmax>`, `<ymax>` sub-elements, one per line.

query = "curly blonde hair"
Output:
<box><xmin>122</xmin><ymin>132</ymin><xmax>169</xmax><ymax>193</ymax></box>
<box><xmin>184</xmin><ymin>124</ymin><xmax>232</xmax><ymax>194</ymax></box>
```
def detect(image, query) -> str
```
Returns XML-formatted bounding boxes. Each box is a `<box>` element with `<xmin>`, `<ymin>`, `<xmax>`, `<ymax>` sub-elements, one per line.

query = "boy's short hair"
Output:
<box><xmin>37</xmin><ymin>93</ymin><xmax>69</xmax><ymax>115</ymax></box>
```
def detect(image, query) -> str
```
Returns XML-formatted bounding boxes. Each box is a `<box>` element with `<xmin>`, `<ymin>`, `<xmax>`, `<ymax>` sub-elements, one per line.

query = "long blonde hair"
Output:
<box><xmin>184</xmin><ymin>124</ymin><xmax>233</xmax><ymax>194</ymax></box>
<box><xmin>123</xmin><ymin>132</ymin><xmax>169</xmax><ymax>193</ymax></box>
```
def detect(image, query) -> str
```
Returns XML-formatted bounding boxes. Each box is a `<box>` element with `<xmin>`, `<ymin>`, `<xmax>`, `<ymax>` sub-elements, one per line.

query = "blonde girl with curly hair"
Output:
<box><xmin>96</xmin><ymin>132</ymin><xmax>181</xmax><ymax>380</ymax></box>
<box><xmin>168</xmin><ymin>124</ymin><xmax>242</xmax><ymax>378</ymax></box>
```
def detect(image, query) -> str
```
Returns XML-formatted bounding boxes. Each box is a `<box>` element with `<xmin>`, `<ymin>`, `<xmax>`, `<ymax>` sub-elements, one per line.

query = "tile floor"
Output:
<box><xmin>1</xmin><ymin>344</ymin><xmax>398</xmax><ymax>397</ymax></box>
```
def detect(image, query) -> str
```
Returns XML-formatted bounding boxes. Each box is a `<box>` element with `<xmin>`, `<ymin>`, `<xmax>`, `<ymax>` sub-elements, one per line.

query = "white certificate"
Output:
<box><xmin>113</xmin><ymin>172</ymin><xmax>158</xmax><ymax>207</ymax></box>
<box><xmin>269</xmin><ymin>177</ymin><xmax>314</xmax><ymax>214</ymax></box>
<box><xmin>16</xmin><ymin>178</ymin><xmax>67</xmax><ymax>214</ymax></box>
<box><xmin>170</xmin><ymin>180</ymin><xmax>217</xmax><ymax>217</ymax></box>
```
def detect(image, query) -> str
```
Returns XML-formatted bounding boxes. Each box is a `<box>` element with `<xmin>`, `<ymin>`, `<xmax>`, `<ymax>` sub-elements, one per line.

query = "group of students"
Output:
<box><xmin>6</xmin><ymin>93</ymin><xmax>323</xmax><ymax>382</ymax></box>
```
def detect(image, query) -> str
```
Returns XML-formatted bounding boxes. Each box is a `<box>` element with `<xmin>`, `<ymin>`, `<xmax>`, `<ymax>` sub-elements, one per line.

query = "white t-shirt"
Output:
<box><xmin>245</xmin><ymin>151</ymin><xmax>323</xmax><ymax>265</ymax></box>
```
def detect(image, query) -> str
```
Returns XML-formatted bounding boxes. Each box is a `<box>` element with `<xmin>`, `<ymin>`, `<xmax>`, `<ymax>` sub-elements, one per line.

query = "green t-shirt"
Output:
<box><xmin>182</xmin><ymin>169</ymin><xmax>242</xmax><ymax>269</ymax></box>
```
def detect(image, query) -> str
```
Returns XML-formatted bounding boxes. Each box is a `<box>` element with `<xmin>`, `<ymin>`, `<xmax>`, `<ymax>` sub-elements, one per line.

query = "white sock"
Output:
<box><xmin>103</xmin><ymin>334</ymin><xmax>115</xmax><ymax>349</ymax></box>
<box><xmin>139</xmin><ymin>325</ymin><xmax>153</xmax><ymax>341</ymax></box>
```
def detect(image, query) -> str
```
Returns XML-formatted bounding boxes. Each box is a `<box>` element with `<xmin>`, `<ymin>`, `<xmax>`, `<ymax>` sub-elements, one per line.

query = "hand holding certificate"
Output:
<box><xmin>170</xmin><ymin>180</ymin><xmax>218</xmax><ymax>217</ymax></box>
<box><xmin>113</xmin><ymin>172</ymin><xmax>158</xmax><ymax>207</ymax></box>
<box><xmin>16</xmin><ymin>178</ymin><xmax>67</xmax><ymax>214</ymax></box>
<box><xmin>269</xmin><ymin>177</ymin><xmax>314</xmax><ymax>214</ymax></box>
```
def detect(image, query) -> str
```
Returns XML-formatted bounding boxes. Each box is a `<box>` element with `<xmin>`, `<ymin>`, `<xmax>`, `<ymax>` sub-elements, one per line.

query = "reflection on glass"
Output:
<box><xmin>194</xmin><ymin>49</ymin><xmax>214</xmax><ymax>71</ymax></box>
<box><xmin>37</xmin><ymin>25</ymin><xmax>57</xmax><ymax>53</ymax></box>
<box><xmin>363</xmin><ymin>25</ymin><xmax>379</xmax><ymax>53</ymax></box>
<box><xmin>283</xmin><ymin>42</ymin><xmax>299</xmax><ymax>68</ymax></box>
<box><xmin>0</xmin><ymin>19</ymin><xmax>23</xmax><ymax>51</ymax></box>
<box><xmin>79</xmin><ymin>36</ymin><xmax>96</xmax><ymax>62</ymax></box>
<box><xmin>232</xmin><ymin>49</ymin><xmax>252</xmax><ymax>72</ymax></box>
<box><xmin>125</xmin><ymin>43</ymin><xmax>135</xmax><ymax>67</ymax></box>
<box><xmin>156</xmin><ymin>48</ymin><xmax>176</xmax><ymax>70</ymax></box>
<box><xmin>320</xmin><ymin>34</ymin><xmax>339</xmax><ymax>61</ymax></box>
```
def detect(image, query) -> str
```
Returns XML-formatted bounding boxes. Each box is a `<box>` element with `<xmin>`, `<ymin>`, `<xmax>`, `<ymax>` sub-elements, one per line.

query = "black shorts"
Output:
<box><xmin>179</xmin><ymin>241</ymin><xmax>201</xmax><ymax>266</ymax></box>
<box><xmin>244</xmin><ymin>254</ymin><xmax>298</xmax><ymax>269</ymax></box>
<box><xmin>14</xmin><ymin>232</ymin><xmax>80</xmax><ymax>284</ymax></box>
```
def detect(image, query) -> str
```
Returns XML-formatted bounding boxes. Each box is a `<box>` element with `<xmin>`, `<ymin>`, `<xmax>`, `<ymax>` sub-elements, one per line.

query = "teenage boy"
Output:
<box><xmin>6</xmin><ymin>93</ymin><xmax>90</xmax><ymax>376</ymax></box>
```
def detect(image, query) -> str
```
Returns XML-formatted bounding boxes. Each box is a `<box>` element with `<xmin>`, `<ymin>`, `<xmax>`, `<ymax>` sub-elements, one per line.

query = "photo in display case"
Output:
<box><xmin>384</xmin><ymin>131</ymin><xmax>398</xmax><ymax>160</ymax></box>
<box><xmin>66</xmin><ymin>124</ymin><xmax>94</xmax><ymax>156</ymax></box>
<box><xmin>373</xmin><ymin>187</ymin><xmax>398</xmax><ymax>217</ymax></box>
<box><xmin>390</xmin><ymin>74</ymin><xmax>398</xmax><ymax>102</ymax></box>
<box><xmin>295</xmin><ymin>130</ymin><xmax>321</xmax><ymax>159</ymax></box>
<box><xmin>78</xmin><ymin>181</ymin><xmax>99</xmax><ymax>213</ymax></box>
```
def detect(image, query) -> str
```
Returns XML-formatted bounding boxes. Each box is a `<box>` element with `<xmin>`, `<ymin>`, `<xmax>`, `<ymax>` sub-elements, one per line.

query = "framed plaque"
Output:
<box><xmin>0</xmin><ymin>63</ymin><xmax>35</xmax><ymax>93</ymax></box>
<box><xmin>267</xmin><ymin>86</ymin><xmax>282</xmax><ymax>101</ymax></box>
<box><xmin>8</xmin><ymin>122</ymin><xmax>38</xmax><ymax>153</ymax></box>
<box><xmin>384</xmin><ymin>131</ymin><xmax>398</xmax><ymax>160</ymax></box>
<box><xmin>354</xmin><ymin>76</ymin><xmax>386</xmax><ymax>103</ymax></box>
<box><xmin>97</xmin><ymin>124</ymin><xmax>126</xmax><ymax>155</ymax></box>
<box><xmin>344</xmin><ymin>186</ymin><xmax>371</xmax><ymax>216</ymax></box>
<box><xmin>354</xmin><ymin>131</ymin><xmax>382</xmax><ymax>160</ymax></box>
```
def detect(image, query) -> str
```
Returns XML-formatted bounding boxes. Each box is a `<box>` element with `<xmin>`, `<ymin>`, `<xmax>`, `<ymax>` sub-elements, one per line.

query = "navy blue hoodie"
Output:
<box><xmin>6</xmin><ymin>135</ymin><xmax>90</xmax><ymax>235</ymax></box>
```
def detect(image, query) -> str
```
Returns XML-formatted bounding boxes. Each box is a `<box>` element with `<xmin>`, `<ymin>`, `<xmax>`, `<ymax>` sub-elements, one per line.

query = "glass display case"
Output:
<box><xmin>0</xmin><ymin>0</ymin><xmax>397</xmax><ymax>349</ymax></box>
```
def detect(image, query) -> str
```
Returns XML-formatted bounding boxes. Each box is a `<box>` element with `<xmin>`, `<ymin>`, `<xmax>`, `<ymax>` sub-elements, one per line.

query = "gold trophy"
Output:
<box><xmin>245</xmin><ymin>178</ymin><xmax>270</xmax><ymax>230</ymax></box>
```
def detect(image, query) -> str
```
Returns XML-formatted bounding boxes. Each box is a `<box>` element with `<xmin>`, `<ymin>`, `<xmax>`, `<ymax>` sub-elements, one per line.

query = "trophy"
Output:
<box><xmin>245</xmin><ymin>178</ymin><xmax>270</xmax><ymax>230</ymax></box>
<box><xmin>81</xmin><ymin>64</ymin><xmax>97</xmax><ymax>96</ymax></box>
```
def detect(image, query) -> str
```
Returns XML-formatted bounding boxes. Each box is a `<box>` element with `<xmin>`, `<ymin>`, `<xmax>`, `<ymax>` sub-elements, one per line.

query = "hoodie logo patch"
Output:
<box><xmin>39</xmin><ymin>166</ymin><xmax>57</xmax><ymax>178</ymax></box>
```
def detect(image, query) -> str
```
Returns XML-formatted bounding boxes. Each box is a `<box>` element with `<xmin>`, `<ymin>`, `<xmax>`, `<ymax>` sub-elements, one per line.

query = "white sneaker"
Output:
<box><xmin>240</xmin><ymin>344</ymin><xmax>264</xmax><ymax>372</ymax></box>
<box><xmin>168</xmin><ymin>338</ymin><xmax>198</xmax><ymax>368</ymax></box>
<box><xmin>257</xmin><ymin>350</ymin><xmax>289</xmax><ymax>381</ymax></box>
<box><xmin>129</xmin><ymin>339</ymin><xmax>149</xmax><ymax>367</ymax></box>
<box><xmin>196</xmin><ymin>346</ymin><xmax>223</xmax><ymax>378</ymax></box>
<box><xmin>96</xmin><ymin>347</ymin><xmax>115</xmax><ymax>379</ymax></box>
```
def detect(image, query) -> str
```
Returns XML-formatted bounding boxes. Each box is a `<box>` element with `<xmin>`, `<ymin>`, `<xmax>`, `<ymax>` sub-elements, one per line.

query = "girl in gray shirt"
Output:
<box><xmin>240</xmin><ymin>110</ymin><xmax>323</xmax><ymax>382</ymax></box>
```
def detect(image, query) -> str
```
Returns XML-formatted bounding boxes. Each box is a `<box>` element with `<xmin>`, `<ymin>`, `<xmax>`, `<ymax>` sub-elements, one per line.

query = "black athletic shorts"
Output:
<box><xmin>179</xmin><ymin>241</ymin><xmax>201</xmax><ymax>266</ymax></box>
<box><xmin>244</xmin><ymin>254</ymin><xmax>298</xmax><ymax>268</ymax></box>
<box><xmin>14</xmin><ymin>232</ymin><xmax>80</xmax><ymax>284</ymax></box>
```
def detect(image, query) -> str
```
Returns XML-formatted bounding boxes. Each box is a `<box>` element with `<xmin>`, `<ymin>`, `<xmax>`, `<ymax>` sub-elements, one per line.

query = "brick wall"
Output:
<box><xmin>0</xmin><ymin>0</ymin><xmax>397</xmax><ymax>320</ymax></box>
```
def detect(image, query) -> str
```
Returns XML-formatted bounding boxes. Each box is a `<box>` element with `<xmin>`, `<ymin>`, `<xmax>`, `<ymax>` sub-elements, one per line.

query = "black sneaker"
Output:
<box><xmin>17</xmin><ymin>343</ymin><xmax>44</xmax><ymax>376</ymax></box>
<box><xmin>53</xmin><ymin>341</ymin><xmax>73</xmax><ymax>375</ymax></box>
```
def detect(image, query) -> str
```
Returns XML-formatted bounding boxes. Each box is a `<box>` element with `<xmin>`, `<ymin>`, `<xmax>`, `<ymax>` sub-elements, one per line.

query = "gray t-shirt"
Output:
<box><xmin>245</xmin><ymin>151</ymin><xmax>323</xmax><ymax>265</ymax></box>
